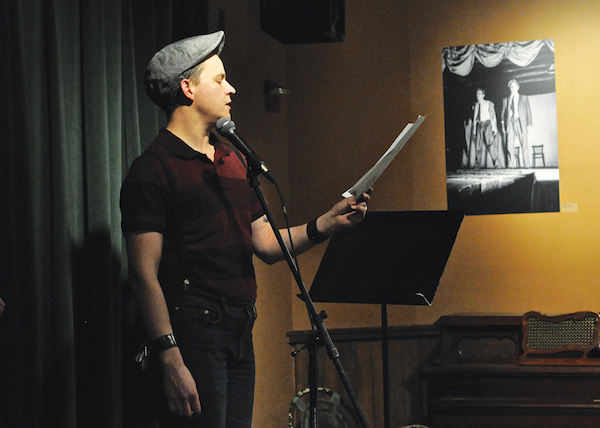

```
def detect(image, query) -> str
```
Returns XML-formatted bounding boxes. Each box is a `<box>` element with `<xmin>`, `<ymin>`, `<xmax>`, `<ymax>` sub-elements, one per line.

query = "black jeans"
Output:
<box><xmin>141</xmin><ymin>291</ymin><xmax>257</xmax><ymax>428</ymax></box>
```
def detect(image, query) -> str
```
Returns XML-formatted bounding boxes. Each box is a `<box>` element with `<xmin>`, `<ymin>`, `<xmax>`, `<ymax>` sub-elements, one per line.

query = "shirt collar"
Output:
<box><xmin>157</xmin><ymin>128</ymin><xmax>232</xmax><ymax>160</ymax></box>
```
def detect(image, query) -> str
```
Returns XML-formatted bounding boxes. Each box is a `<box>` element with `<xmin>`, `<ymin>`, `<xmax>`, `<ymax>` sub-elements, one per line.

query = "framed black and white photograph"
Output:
<box><xmin>442</xmin><ymin>39</ymin><xmax>559</xmax><ymax>215</ymax></box>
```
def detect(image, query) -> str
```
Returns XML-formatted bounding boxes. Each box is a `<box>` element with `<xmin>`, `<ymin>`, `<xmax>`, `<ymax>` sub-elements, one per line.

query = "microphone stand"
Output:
<box><xmin>245</xmin><ymin>167</ymin><xmax>370</xmax><ymax>428</ymax></box>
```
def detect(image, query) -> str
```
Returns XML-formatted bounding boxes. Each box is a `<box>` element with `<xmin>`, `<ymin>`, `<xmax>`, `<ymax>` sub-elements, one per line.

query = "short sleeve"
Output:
<box><xmin>120</xmin><ymin>154</ymin><xmax>169</xmax><ymax>236</ymax></box>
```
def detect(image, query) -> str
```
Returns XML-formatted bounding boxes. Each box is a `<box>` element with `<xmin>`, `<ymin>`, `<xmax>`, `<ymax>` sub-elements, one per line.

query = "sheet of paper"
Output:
<box><xmin>343</xmin><ymin>115</ymin><xmax>426</xmax><ymax>198</ymax></box>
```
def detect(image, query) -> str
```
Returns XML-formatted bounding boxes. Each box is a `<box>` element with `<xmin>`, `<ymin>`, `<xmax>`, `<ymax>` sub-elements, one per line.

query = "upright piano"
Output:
<box><xmin>421</xmin><ymin>313</ymin><xmax>600</xmax><ymax>427</ymax></box>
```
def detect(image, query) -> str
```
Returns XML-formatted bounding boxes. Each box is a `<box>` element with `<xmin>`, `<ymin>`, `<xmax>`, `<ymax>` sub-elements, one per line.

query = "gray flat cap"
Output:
<box><xmin>145</xmin><ymin>30</ymin><xmax>225</xmax><ymax>110</ymax></box>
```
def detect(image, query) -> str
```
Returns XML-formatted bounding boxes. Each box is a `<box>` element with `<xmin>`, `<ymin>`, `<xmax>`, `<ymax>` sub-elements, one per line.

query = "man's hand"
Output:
<box><xmin>160</xmin><ymin>347</ymin><xmax>202</xmax><ymax>417</ymax></box>
<box><xmin>317</xmin><ymin>190</ymin><xmax>372</xmax><ymax>236</ymax></box>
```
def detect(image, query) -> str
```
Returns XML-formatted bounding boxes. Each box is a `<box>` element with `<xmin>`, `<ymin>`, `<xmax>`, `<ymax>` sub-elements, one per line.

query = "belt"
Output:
<box><xmin>186</xmin><ymin>286</ymin><xmax>255</xmax><ymax>308</ymax></box>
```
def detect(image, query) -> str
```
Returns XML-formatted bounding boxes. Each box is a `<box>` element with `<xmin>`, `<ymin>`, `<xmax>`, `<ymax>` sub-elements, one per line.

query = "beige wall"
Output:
<box><xmin>214</xmin><ymin>0</ymin><xmax>600</xmax><ymax>426</ymax></box>
<box><xmin>285</xmin><ymin>0</ymin><xmax>600</xmax><ymax>332</ymax></box>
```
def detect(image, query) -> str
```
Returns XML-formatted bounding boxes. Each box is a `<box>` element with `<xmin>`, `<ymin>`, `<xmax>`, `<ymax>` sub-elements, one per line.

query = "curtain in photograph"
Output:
<box><xmin>442</xmin><ymin>39</ymin><xmax>555</xmax><ymax>76</ymax></box>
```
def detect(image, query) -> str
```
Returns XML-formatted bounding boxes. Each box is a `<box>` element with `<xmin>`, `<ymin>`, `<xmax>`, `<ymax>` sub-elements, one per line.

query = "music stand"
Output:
<box><xmin>309</xmin><ymin>210</ymin><xmax>463</xmax><ymax>428</ymax></box>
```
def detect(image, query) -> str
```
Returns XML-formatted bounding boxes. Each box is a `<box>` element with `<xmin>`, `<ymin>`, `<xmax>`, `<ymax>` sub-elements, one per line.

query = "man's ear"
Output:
<box><xmin>180</xmin><ymin>79</ymin><xmax>194</xmax><ymax>102</ymax></box>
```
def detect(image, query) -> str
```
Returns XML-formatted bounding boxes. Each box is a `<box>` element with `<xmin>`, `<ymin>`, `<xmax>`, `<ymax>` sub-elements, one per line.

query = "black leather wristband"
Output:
<box><xmin>306</xmin><ymin>218</ymin><xmax>329</xmax><ymax>244</ymax></box>
<box><xmin>151</xmin><ymin>333</ymin><xmax>178</xmax><ymax>354</ymax></box>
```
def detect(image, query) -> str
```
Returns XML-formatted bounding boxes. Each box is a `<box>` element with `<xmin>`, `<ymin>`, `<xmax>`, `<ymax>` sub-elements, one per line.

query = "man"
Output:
<box><xmin>471</xmin><ymin>88</ymin><xmax>498</xmax><ymax>168</ymax></box>
<box><xmin>501</xmin><ymin>79</ymin><xmax>533</xmax><ymax>168</ymax></box>
<box><xmin>120</xmin><ymin>31</ymin><xmax>369</xmax><ymax>428</ymax></box>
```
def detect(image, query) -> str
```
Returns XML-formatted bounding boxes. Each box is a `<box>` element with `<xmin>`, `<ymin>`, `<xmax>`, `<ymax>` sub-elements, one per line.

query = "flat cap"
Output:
<box><xmin>145</xmin><ymin>30</ymin><xmax>225</xmax><ymax>110</ymax></box>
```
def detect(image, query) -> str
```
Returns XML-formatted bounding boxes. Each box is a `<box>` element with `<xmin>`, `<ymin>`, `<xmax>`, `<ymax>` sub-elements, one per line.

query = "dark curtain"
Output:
<box><xmin>0</xmin><ymin>0</ymin><xmax>208</xmax><ymax>426</ymax></box>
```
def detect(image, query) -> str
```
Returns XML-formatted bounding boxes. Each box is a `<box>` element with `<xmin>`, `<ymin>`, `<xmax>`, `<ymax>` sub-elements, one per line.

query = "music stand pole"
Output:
<box><xmin>382</xmin><ymin>304</ymin><xmax>390</xmax><ymax>428</ymax></box>
<box><xmin>246</xmin><ymin>170</ymin><xmax>370</xmax><ymax>428</ymax></box>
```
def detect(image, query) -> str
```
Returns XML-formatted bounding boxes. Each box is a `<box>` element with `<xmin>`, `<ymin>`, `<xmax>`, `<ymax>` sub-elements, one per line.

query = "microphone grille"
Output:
<box><xmin>216</xmin><ymin>117</ymin><xmax>236</xmax><ymax>136</ymax></box>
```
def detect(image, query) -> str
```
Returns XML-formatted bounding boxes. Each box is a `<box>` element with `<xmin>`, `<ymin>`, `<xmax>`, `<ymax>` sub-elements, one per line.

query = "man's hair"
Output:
<box><xmin>184</xmin><ymin>61</ymin><xmax>207</xmax><ymax>86</ymax></box>
<box><xmin>508</xmin><ymin>79</ymin><xmax>519</xmax><ymax>88</ymax></box>
<box><xmin>165</xmin><ymin>61</ymin><xmax>207</xmax><ymax>118</ymax></box>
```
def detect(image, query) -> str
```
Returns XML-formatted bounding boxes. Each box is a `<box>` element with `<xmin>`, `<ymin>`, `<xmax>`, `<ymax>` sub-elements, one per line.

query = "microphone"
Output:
<box><xmin>216</xmin><ymin>117</ymin><xmax>276</xmax><ymax>183</ymax></box>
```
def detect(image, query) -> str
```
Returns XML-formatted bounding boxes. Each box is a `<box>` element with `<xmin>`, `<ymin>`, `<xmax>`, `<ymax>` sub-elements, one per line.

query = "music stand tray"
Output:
<box><xmin>310</xmin><ymin>210</ymin><xmax>463</xmax><ymax>306</ymax></box>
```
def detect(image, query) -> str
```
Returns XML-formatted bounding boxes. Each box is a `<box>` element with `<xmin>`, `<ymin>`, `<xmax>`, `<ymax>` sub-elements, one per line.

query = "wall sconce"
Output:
<box><xmin>264</xmin><ymin>80</ymin><xmax>290</xmax><ymax>113</ymax></box>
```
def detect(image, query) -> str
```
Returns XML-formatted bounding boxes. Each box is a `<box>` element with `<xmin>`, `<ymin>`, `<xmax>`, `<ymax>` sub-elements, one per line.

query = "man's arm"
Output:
<box><xmin>524</xmin><ymin>96</ymin><xmax>533</xmax><ymax>129</ymax></box>
<box><xmin>489</xmin><ymin>101</ymin><xmax>498</xmax><ymax>134</ymax></box>
<box><xmin>252</xmin><ymin>193</ymin><xmax>370</xmax><ymax>264</ymax></box>
<box><xmin>501</xmin><ymin>98</ymin><xmax>507</xmax><ymax>134</ymax></box>
<box><xmin>126</xmin><ymin>231</ymin><xmax>201</xmax><ymax>417</ymax></box>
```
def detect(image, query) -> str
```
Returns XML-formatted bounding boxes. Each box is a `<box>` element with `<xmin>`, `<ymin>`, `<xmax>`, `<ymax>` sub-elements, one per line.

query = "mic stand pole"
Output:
<box><xmin>246</xmin><ymin>169</ymin><xmax>370</xmax><ymax>428</ymax></box>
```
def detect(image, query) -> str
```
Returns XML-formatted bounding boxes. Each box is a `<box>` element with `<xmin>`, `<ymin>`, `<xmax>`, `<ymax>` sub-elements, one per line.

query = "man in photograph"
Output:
<box><xmin>472</xmin><ymin>88</ymin><xmax>499</xmax><ymax>168</ymax></box>
<box><xmin>501</xmin><ymin>79</ymin><xmax>533</xmax><ymax>168</ymax></box>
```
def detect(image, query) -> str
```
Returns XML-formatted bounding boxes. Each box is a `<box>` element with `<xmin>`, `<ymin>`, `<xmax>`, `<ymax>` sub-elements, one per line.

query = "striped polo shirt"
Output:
<box><xmin>120</xmin><ymin>128</ymin><xmax>264</xmax><ymax>302</ymax></box>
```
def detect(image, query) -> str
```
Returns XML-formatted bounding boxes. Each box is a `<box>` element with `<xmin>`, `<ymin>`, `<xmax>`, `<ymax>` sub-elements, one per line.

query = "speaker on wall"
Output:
<box><xmin>260</xmin><ymin>0</ymin><xmax>345</xmax><ymax>44</ymax></box>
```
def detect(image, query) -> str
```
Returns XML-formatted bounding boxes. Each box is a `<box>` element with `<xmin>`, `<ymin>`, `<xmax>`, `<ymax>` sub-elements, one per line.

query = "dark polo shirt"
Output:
<box><xmin>120</xmin><ymin>128</ymin><xmax>264</xmax><ymax>302</ymax></box>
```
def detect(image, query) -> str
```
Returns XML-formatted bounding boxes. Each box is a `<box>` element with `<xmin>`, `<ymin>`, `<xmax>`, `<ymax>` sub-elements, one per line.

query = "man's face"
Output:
<box><xmin>476</xmin><ymin>90</ymin><xmax>485</xmax><ymax>102</ymax></box>
<box><xmin>189</xmin><ymin>55</ymin><xmax>236</xmax><ymax>123</ymax></box>
<box><xmin>509</xmin><ymin>81</ymin><xmax>520</xmax><ymax>95</ymax></box>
